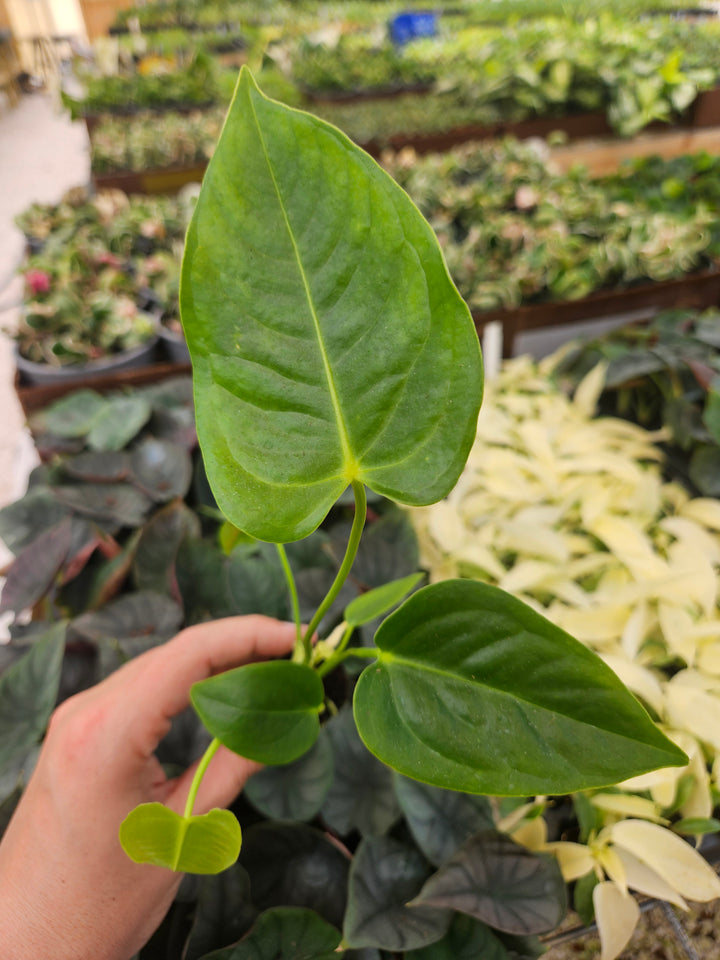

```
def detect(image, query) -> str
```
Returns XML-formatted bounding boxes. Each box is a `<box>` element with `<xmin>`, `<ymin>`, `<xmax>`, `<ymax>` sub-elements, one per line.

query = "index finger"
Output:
<box><xmin>109</xmin><ymin>615</ymin><xmax>298</xmax><ymax>753</ymax></box>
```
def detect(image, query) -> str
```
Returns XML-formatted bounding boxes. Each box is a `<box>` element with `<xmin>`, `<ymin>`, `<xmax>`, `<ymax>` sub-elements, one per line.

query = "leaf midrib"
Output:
<box><xmin>379</xmin><ymin>650</ymin><xmax>659</xmax><ymax>744</ymax></box>
<box><xmin>248</xmin><ymin>91</ymin><xmax>356</xmax><ymax>480</ymax></box>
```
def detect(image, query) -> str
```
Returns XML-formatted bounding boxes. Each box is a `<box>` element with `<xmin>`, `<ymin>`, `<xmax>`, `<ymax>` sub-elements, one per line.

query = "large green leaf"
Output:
<box><xmin>180</xmin><ymin>67</ymin><xmax>482</xmax><ymax>542</ymax></box>
<box><xmin>343</xmin><ymin>836</ymin><xmax>451</xmax><ymax>951</ymax></box>
<box><xmin>0</xmin><ymin>624</ymin><xmax>65</xmax><ymax>775</ymax></box>
<box><xmin>354</xmin><ymin>580</ymin><xmax>686</xmax><ymax>796</ymax></box>
<box><xmin>198</xmin><ymin>907</ymin><xmax>342</xmax><ymax>960</ymax></box>
<box><xmin>191</xmin><ymin>661</ymin><xmax>324</xmax><ymax>764</ymax></box>
<box><xmin>411</xmin><ymin>831</ymin><xmax>566</xmax><ymax>936</ymax></box>
<box><xmin>119</xmin><ymin>802</ymin><xmax>241</xmax><ymax>874</ymax></box>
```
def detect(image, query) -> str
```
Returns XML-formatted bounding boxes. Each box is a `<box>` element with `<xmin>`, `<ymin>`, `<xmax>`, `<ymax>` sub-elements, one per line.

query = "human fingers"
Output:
<box><xmin>83</xmin><ymin>616</ymin><xmax>298</xmax><ymax>764</ymax></box>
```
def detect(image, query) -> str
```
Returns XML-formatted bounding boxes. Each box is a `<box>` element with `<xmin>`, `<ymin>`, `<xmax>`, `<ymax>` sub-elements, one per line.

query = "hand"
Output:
<box><xmin>0</xmin><ymin>615</ymin><xmax>298</xmax><ymax>960</ymax></box>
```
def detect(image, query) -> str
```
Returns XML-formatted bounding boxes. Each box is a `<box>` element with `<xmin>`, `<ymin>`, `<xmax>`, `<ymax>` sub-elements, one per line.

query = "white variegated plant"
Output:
<box><xmin>411</xmin><ymin>353</ymin><xmax>720</xmax><ymax>959</ymax></box>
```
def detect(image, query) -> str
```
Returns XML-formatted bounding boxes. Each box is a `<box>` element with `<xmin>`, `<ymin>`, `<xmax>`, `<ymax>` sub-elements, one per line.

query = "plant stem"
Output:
<box><xmin>276</xmin><ymin>542</ymin><xmax>302</xmax><ymax>652</ymax></box>
<box><xmin>301</xmin><ymin>480</ymin><xmax>367</xmax><ymax>663</ymax></box>
<box><xmin>184</xmin><ymin>737</ymin><xmax>221</xmax><ymax>820</ymax></box>
<box><xmin>317</xmin><ymin>645</ymin><xmax>379</xmax><ymax>678</ymax></box>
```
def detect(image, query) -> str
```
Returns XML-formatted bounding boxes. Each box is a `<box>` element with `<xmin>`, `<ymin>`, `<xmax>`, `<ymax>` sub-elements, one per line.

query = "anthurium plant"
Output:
<box><xmin>109</xmin><ymin>66</ymin><xmax>687</xmax><ymax>944</ymax></box>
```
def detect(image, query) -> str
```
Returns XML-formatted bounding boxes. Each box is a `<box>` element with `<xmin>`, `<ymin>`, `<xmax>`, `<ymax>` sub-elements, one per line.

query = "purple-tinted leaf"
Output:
<box><xmin>130</xmin><ymin>438</ymin><xmax>193</xmax><ymax>502</ymax></box>
<box><xmin>412</xmin><ymin>831</ymin><xmax>566</xmax><ymax>936</ymax></box>
<box><xmin>0</xmin><ymin>519</ymin><xmax>73</xmax><ymax>615</ymax></box>
<box><xmin>53</xmin><ymin>484</ymin><xmax>152</xmax><ymax>526</ymax></box>
<box><xmin>63</xmin><ymin>451</ymin><xmax>132</xmax><ymax>483</ymax></box>
<box><xmin>132</xmin><ymin>499</ymin><xmax>200</xmax><ymax>597</ymax></box>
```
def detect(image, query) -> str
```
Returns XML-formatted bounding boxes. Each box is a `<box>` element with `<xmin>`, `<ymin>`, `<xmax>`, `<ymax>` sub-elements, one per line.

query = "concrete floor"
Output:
<box><xmin>0</xmin><ymin>90</ymin><xmax>90</xmax><ymax>556</ymax></box>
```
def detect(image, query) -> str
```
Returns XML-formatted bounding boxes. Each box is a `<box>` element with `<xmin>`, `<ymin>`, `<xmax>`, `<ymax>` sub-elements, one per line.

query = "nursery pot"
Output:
<box><xmin>15</xmin><ymin>336</ymin><xmax>160</xmax><ymax>387</ymax></box>
<box><xmin>157</xmin><ymin>324</ymin><xmax>190</xmax><ymax>364</ymax></box>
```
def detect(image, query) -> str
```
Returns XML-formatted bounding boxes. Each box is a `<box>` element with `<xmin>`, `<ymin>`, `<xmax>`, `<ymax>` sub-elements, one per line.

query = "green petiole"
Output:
<box><xmin>275</xmin><ymin>542</ymin><xmax>302</xmax><ymax>652</ymax></box>
<box><xmin>300</xmin><ymin>480</ymin><xmax>367</xmax><ymax>664</ymax></box>
<box><xmin>317</xmin><ymin>645</ymin><xmax>379</xmax><ymax>678</ymax></box>
<box><xmin>184</xmin><ymin>737</ymin><xmax>221</xmax><ymax>820</ymax></box>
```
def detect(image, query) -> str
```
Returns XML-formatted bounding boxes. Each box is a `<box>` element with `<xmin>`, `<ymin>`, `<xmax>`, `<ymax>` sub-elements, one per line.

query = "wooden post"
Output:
<box><xmin>78</xmin><ymin>0</ymin><xmax>134</xmax><ymax>40</ymax></box>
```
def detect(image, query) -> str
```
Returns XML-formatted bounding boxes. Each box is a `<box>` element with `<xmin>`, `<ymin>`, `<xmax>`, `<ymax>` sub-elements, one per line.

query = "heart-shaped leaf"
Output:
<box><xmin>130</xmin><ymin>437</ymin><xmax>193</xmax><ymax>501</ymax></box>
<box><xmin>183</xmin><ymin>864</ymin><xmax>256</xmax><ymax>960</ymax></box>
<box><xmin>239</xmin><ymin>822</ymin><xmax>350</xmax><ymax>929</ymax></box>
<box><xmin>132</xmin><ymin>500</ymin><xmax>200</xmax><ymax>596</ymax></box>
<box><xmin>394</xmin><ymin>776</ymin><xmax>493</xmax><ymax>867</ymax></box>
<box><xmin>345</xmin><ymin>573</ymin><xmax>424</xmax><ymax>627</ymax></box>
<box><xmin>191</xmin><ymin>661</ymin><xmax>324</xmax><ymax>764</ymax></box>
<box><xmin>198</xmin><ymin>907</ymin><xmax>342</xmax><ymax>960</ymax></box>
<box><xmin>244</xmin><ymin>731</ymin><xmax>333</xmax><ymax>822</ymax></box>
<box><xmin>321</xmin><ymin>706</ymin><xmax>400</xmax><ymax>838</ymax></box>
<box><xmin>0</xmin><ymin>623</ymin><xmax>65</xmax><ymax>775</ymax></box>
<box><xmin>353</xmin><ymin>580</ymin><xmax>687</xmax><ymax>796</ymax></box>
<box><xmin>343</xmin><ymin>836</ymin><xmax>451</xmax><ymax>951</ymax></box>
<box><xmin>180</xmin><ymin>67</ymin><xmax>482</xmax><ymax>542</ymax></box>
<box><xmin>87</xmin><ymin>395</ymin><xmax>152</xmax><ymax>451</ymax></box>
<box><xmin>119</xmin><ymin>802</ymin><xmax>241</xmax><ymax>874</ymax></box>
<box><xmin>53</xmin><ymin>483</ymin><xmax>152</xmax><ymax>527</ymax></box>
<box><xmin>411</xmin><ymin>831</ymin><xmax>566</xmax><ymax>936</ymax></box>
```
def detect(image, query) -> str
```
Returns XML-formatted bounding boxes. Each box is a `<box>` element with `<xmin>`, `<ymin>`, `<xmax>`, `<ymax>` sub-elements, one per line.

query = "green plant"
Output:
<box><xmin>108</xmin><ymin>67</ymin><xmax>686</xmax><ymax>948</ymax></box>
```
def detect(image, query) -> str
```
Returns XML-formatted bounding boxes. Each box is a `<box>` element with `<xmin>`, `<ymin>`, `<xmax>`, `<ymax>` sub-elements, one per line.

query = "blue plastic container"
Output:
<box><xmin>389</xmin><ymin>11</ymin><xmax>437</xmax><ymax>46</ymax></box>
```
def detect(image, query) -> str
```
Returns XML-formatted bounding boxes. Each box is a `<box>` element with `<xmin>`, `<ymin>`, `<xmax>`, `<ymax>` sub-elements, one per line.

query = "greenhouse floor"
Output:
<box><xmin>0</xmin><ymin>89</ymin><xmax>89</xmax><ymax>562</ymax></box>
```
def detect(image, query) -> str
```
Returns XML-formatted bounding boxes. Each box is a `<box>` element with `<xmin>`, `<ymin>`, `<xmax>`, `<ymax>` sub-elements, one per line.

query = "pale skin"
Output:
<box><xmin>0</xmin><ymin>615</ymin><xmax>298</xmax><ymax>960</ymax></box>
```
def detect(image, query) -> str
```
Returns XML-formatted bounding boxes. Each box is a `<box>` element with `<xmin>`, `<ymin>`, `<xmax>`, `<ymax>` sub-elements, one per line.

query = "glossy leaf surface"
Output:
<box><xmin>244</xmin><ymin>731</ymin><xmax>333</xmax><ymax>822</ymax></box>
<box><xmin>412</xmin><ymin>830</ymin><xmax>566</xmax><ymax>935</ymax></box>
<box><xmin>181</xmin><ymin>68</ymin><xmax>482</xmax><ymax>542</ymax></box>
<box><xmin>321</xmin><ymin>706</ymin><xmax>399</xmax><ymax>837</ymax></box>
<box><xmin>191</xmin><ymin>661</ymin><xmax>323</xmax><ymax>764</ymax></box>
<box><xmin>407</xmin><ymin>914</ymin><xmax>508</xmax><ymax>960</ymax></box>
<box><xmin>239</xmin><ymin>822</ymin><xmax>349</xmax><ymax>929</ymax></box>
<box><xmin>199</xmin><ymin>907</ymin><xmax>342</xmax><ymax>960</ymax></box>
<box><xmin>345</xmin><ymin>573</ymin><xmax>424</xmax><ymax>627</ymax></box>
<box><xmin>0</xmin><ymin>624</ymin><xmax>65</xmax><ymax>775</ymax></box>
<box><xmin>344</xmin><ymin>836</ymin><xmax>450</xmax><ymax>951</ymax></box>
<box><xmin>119</xmin><ymin>802</ymin><xmax>241</xmax><ymax>874</ymax></box>
<box><xmin>394</xmin><ymin>775</ymin><xmax>493</xmax><ymax>867</ymax></box>
<box><xmin>184</xmin><ymin>864</ymin><xmax>256</xmax><ymax>960</ymax></box>
<box><xmin>354</xmin><ymin>579</ymin><xmax>686</xmax><ymax>795</ymax></box>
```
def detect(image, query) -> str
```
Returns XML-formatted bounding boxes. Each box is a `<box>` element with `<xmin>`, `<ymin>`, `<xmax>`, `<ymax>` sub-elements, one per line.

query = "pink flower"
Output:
<box><xmin>97</xmin><ymin>252</ymin><xmax>122</xmax><ymax>268</ymax></box>
<box><xmin>25</xmin><ymin>269</ymin><xmax>51</xmax><ymax>295</ymax></box>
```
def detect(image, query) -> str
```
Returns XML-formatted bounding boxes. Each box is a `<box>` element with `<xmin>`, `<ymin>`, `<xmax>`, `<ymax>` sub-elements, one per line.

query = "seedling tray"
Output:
<box><xmin>472</xmin><ymin>266</ymin><xmax>720</xmax><ymax>357</ymax></box>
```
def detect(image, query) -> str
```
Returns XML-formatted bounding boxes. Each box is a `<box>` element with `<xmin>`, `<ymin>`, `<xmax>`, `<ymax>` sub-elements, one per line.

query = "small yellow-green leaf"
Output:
<box><xmin>119</xmin><ymin>802</ymin><xmax>241</xmax><ymax>874</ymax></box>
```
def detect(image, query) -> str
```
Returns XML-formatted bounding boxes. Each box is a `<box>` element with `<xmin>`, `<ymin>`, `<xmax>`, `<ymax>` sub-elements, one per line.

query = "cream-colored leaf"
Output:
<box><xmin>609</xmin><ymin>819</ymin><xmax>720</xmax><ymax>901</ymax></box>
<box><xmin>573</xmin><ymin>360</ymin><xmax>608</xmax><ymax>418</ymax></box>
<box><xmin>455</xmin><ymin>543</ymin><xmax>506</xmax><ymax>581</ymax></box>
<box><xmin>545</xmin><ymin>841</ymin><xmax>595</xmax><ymax>881</ymax></box>
<box><xmin>593</xmin><ymin>880</ymin><xmax>640</xmax><ymax>960</ymax></box>
<box><xmin>615</xmin><ymin>848</ymin><xmax>687</xmax><ymax>910</ymax></box>
<box><xmin>591</xmin><ymin>792</ymin><xmax>667</xmax><ymax>825</ymax></box>
<box><xmin>620</xmin><ymin>601</ymin><xmax>650</xmax><ymax>661</ymax></box>
<box><xmin>499</xmin><ymin>560</ymin><xmax>559</xmax><ymax>594</ymax></box>
<box><xmin>680</xmin><ymin>498</ymin><xmax>720</xmax><ymax>532</ymax></box>
<box><xmin>697</xmin><ymin>640</ymin><xmax>720</xmax><ymax>678</ymax></box>
<box><xmin>596</xmin><ymin>844</ymin><xmax>628</xmax><ymax>894</ymax></box>
<box><xmin>658</xmin><ymin>602</ymin><xmax>698</xmax><ymax>666</ymax></box>
<box><xmin>600</xmin><ymin>654</ymin><xmax>664</xmax><ymax>717</ymax></box>
<box><xmin>665</xmin><ymin>678</ymin><xmax>720</xmax><ymax>752</ymax></box>
<box><xmin>665</xmin><ymin>542</ymin><xmax>718</xmax><ymax>616</ymax></box>
<box><xmin>511</xmin><ymin>816</ymin><xmax>547</xmax><ymax>851</ymax></box>
<box><xmin>426</xmin><ymin>500</ymin><xmax>468</xmax><ymax>555</ymax></box>
<box><xmin>659</xmin><ymin>516</ymin><xmax>720</xmax><ymax>565</ymax></box>
<box><xmin>496</xmin><ymin>519</ymin><xmax>570</xmax><ymax>563</ymax></box>
<box><xmin>550</xmin><ymin>603</ymin><xmax>631</xmax><ymax>644</ymax></box>
<box><xmin>588</xmin><ymin>515</ymin><xmax>667</xmax><ymax>581</ymax></box>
